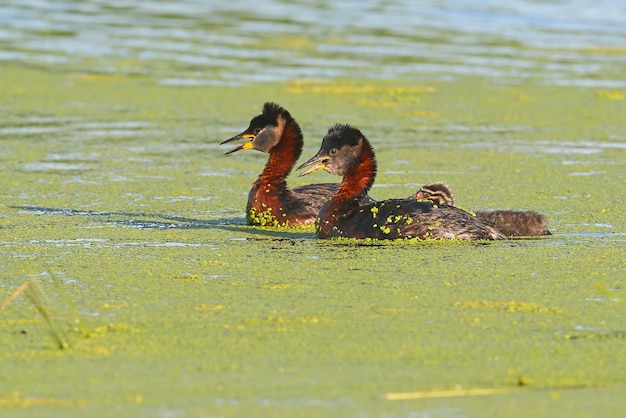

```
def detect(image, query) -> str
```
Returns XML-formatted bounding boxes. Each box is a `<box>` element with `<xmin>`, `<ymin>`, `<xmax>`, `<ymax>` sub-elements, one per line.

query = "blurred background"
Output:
<box><xmin>2</xmin><ymin>0</ymin><xmax>626</xmax><ymax>86</ymax></box>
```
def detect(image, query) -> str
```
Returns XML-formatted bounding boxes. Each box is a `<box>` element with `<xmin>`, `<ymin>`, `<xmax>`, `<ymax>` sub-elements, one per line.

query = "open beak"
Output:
<box><xmin>220</xmin><ymin>132</ymin><xmax>255</xmax><ymax>155</ymax></box>
<box><xmin>296</xmin><ymin>154</ymin><xmax>329</xmax><ymax>177</ymax></box>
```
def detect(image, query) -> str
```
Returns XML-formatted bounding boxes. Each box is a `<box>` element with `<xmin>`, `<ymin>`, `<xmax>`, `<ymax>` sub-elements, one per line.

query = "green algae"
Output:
<box><xmin>1</xmin><ymin>64</ymin><xmax>625</xmax><ymax>417</ymax></box>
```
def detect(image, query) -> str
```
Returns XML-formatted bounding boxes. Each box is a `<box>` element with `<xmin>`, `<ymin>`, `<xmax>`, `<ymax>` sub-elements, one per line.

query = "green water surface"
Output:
<box><xmin>1</xmin><ymin>64</ymin><xmax>625</xmax><ymax>417</ymax></box>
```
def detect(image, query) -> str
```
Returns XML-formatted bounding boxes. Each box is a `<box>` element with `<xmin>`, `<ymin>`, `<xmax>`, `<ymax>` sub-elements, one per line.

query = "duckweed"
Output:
<box><xmin>1</xmin><ymin>64</ymin><xmax>625</xmax><ymax>417</ymax></box>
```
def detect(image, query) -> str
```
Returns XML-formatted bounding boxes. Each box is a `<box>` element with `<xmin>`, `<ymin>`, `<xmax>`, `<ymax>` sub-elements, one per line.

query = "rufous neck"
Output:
<box><xmin>258</xmin><ymin>118</ymin><xmax>303</xmax><ymax>184</ymax></box>
<box><xmin>334</xmin><ymin>140</ymin><xmax>377</xmax><ymax>201</ymax></box>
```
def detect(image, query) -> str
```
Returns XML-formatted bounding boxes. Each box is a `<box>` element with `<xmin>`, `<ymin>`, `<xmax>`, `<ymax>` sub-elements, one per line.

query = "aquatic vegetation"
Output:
<box><xmin>596</xmin><ymin>91</ymin><xmax>625</xmax><ymax>101</ymax></box>
<box><xmin>2</xmin><ymin>279</ymin><xmax>71</xmax><ymax>349</ymax></box>
<box><xmin>286</xmin><ymin>80</ymin><xmax>436</xmax><ymax>96</ymax></box>
<box><xmin>1</xmin><ymin>63</ymin><xmax>625</xmax><ymax>417</ymax></box>
<box><xmin>593</xmin><ymin>283</ymin><xmax>625</xmax><ymax>305</ymax></box>
<box><xmin>0</xmin><ymin>269</ymin><xmax>96</xmax><ymax>349</ymax></box>
<box><xmin>0</xmin><ymin>393</ymin><xmax>86</xmax><ymax>407</ymax></box>
<box><xmin>453</xmin><ymin>300</ymin><xmax>562</xmax><ymax>314</ymax></box>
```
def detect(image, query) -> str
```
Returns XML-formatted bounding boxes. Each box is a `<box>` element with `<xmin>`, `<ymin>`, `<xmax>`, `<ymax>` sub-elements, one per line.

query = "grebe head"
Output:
<box><xmin>297</xmin><ymin>124</ymin><xmax>365</xmax><ymax>177</ymax></box>
<box><xmin>221</xmin><ymin>102</ymin><xmax>289</xmax><ymax>155</ymax></box>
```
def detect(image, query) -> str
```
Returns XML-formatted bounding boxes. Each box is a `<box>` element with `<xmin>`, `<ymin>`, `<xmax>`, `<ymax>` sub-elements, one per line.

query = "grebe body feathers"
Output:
<box><xmin>415</xmin><ymin>182</ymin><xmax>550</xmax><ymax>237</ymax></box>
<box><xmin>222</xmin><ymin>103</ymin><xmax>336</xmax><ymax>226</ymax></box>
<box><xmin>298</xmin><ymin>125</ymin><xmax>505</xmax><ymax>240</ymax></box>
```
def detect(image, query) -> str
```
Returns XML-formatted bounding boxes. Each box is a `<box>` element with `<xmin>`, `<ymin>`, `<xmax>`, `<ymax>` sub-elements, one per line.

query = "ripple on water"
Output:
<box><xmin>0</xmin><ymin>126</ymin><xmax>64</xmax><ymax>136</ymax></box>
<box><xmin>1</xmin><ymin>0</ymin><xmax>625</xmax><ymax>85</ymax></box>
<box><xmin>558</xmin><ymin>232</ymin><xmax>625</xmax><ymax>238</ymax></box>
<box><xmin>0</xmin><ymin>119</ymin><xmax>158</xmax><ymax>143</ymax></box>
<box><xmin>20</xmin><ymin>162</ymin><xmax>92</xmax><ymax>172</ymax></box>
<box><xmin>18</xmin><ymin>238</ymin><xmax>219</xmax><ymax>249</ymax></box>
<box><xmin>568</xmin><ymin>171</ymin><xmax>607</xmax><ymax>176</ymax></box>
<box><xmin>466</xmin><ymin>139</ymin><xmax>626</xmax><ymax>155</ymax></box>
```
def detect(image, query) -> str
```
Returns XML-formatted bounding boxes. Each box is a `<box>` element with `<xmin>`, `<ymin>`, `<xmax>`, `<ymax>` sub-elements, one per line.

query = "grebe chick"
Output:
<box><xmin>222</xmin><ymin>102</ymin><xmax>372</xmax><ymax>227</ymax></box>
<box><xmin>415</xmin><ymin>182</ymin><xmax>550</xmax><ymax>237</ymax></box>
<box><xmin>414</xmin><ymin>182</ymin><xmax>455</xmax><ymax>205</ymax></box>
<box><xmin>472</xmin><ymin>210</ymin><xmax>550</xmax><ymax>237</ymax></box>
<box><xmin>297</xmin><ymin>124</ymin><xmax>506</xmax><ymax>240</ymax></box>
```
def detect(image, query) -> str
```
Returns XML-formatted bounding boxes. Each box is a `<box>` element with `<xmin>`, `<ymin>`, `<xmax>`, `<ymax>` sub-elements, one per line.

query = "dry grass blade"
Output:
<box><xmin>0</xmin><ymin>281</ymin><xmax>30</xmax><ymax>311</ymax></box>
<box><xmin>47</xmin><ymin>269</ymin><xmax>88</xmax><ymax>336</ymax></box>
<box><xmin>27</xmin><ymin>281</ymin><xmax>70</xmax><ymax>350</ymax></box>
<box><xmin>385</xmin><ymin>388</ymin><xmax>510</xmax><ymax>400</ymax></box>
<box><xmin>593</xmin><ymin>283</ymin><xmax>624</xmax><ymax>304</ymax></box>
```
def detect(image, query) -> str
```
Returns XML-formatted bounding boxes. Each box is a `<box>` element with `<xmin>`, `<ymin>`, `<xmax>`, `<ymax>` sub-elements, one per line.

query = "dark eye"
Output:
<box><xmin>253</xmin><ymin>128</ymin><xmax>262</xmax><ymax>135</ymax></box>
<box><xmin>329</xmin><ymin>148</ymin><xmax>337</xmax><ymax>156</ymax></box>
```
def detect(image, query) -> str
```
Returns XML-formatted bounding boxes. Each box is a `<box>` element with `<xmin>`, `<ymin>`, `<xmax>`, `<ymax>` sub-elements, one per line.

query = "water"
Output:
<box><xmin>1</xmin><ymin>0</ymin><xmax>626</xmax><ymax>85</ymax></box>
<box><xmin>1</xmin><ymin>4</ymin><xmax>625</xmax><ymax>416</ymax></box>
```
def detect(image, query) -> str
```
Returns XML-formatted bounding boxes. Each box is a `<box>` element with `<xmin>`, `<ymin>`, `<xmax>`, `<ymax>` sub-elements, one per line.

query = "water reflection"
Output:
<box><xmin>1</xmin><ymin>0</ymin><xmax>625</xmax><ymax>85</ymax></box>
